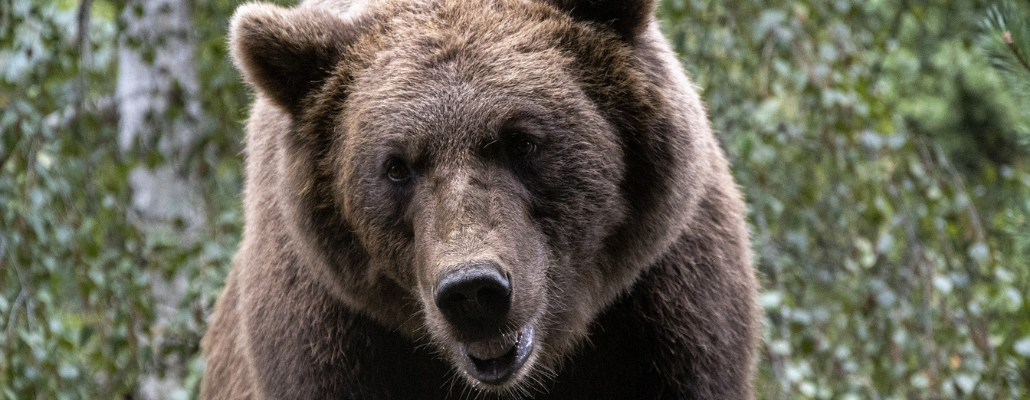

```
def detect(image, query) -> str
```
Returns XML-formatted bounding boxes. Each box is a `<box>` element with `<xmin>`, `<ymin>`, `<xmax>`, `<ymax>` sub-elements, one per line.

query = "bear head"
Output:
<box><xmin>229</xmin><ymin>0</ymin><xmax>718</xmax><ymax>393</ymax></box>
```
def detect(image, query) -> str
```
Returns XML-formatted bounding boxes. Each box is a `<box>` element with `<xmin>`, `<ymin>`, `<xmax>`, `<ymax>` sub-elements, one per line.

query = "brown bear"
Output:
<box><xmin>200</xmin><ymin>0</ymin><xmax>760</xmax><ymax>398</ymax></box>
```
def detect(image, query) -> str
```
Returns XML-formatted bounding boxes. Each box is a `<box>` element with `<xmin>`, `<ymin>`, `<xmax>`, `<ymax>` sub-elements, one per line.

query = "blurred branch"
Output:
<box><xmin>913</xmin><ymin>137</ymin><xmax>987</xmax><ymax>243</ymax></box>
<box><xmin>75</xmin><ymin>0</ymin><xmax>95</xmax><ymax>132</ymax></box>
<box><xmin>12</xmin><ymin>145</ymin><xmax>38</xmax><ymax>337</ymax></box>
<box><xmin>76</xmin><ymin>0</ymin><xmax>93</xmax><ymax>60</ymax></box>
<box><xmin>4</xmin><ymin>237</ymin><xmax>34</xmax><ymax>350</ymax></box>
<box><xmin>76</xmin><ymin>0</ymin><xmax>93</xmax><ymax>50</ymax></box>
<box><xmin>0</xmin><ymin>0</ymin><xmax>10</xmax><ymax>31</ymax></box>
<box><xmin>0</xmin><ymin>127</ymin><xmax>16</xmax><ymax>172</ymax></box>
<box><xmin>0</xmin><ymin>237</ymin><xmax>11</xmax><ymax>338</ymax></box>
<box><xmin>3</xmin><ymin>290</ymin><xmax>25</xmax><ymax>354</ymax></box>
<box><xmin>935</xmin><ymin>144</ymin><xmax>987</xmax><ymax>243</ymax></box>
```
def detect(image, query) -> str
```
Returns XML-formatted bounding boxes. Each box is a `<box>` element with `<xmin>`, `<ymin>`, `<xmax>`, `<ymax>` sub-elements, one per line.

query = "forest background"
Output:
<box><xmin>2</xmin><ymin>0</ymin><xmax>1030</xmax><ymax>398</ymax></box>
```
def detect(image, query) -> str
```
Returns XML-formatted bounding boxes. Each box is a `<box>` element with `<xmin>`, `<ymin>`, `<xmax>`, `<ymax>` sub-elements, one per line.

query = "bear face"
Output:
<box><xmin>229</xmin><ymin>0</ymin><xmax>721</xmax><ymax>393</ymax></box>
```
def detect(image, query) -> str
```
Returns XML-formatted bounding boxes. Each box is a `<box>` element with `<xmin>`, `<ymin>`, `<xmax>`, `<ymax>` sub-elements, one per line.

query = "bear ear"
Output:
<box><xmin>543</xmin><ymin>0</ymin><xmax>657</xmax><ymax>39</ymax></box>
<box><xmin>229</xmin><ymin>3</ymin><xmax>359</xmax><ymax>113</ymax></box>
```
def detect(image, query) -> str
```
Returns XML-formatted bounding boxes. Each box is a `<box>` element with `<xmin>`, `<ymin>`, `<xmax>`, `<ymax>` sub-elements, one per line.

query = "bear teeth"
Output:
<box><xmin>466</xmin><ymin>332</ymin><xmax>519</xmax><ymax>360</ymax></box>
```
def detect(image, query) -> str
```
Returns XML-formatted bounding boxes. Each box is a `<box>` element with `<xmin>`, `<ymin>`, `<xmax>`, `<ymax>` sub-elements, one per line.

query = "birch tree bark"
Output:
<box><xmin>117</xmin><ymin>0</ymin><xmax>204</xmax><ymax>397</ymax></box>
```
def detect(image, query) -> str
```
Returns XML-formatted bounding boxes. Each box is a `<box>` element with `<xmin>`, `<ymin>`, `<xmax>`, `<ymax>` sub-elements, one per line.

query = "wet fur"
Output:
<box><xmin>201</xmin><ymin>0</ymin><xmax>759</xmax><ymax>398</ymax></box>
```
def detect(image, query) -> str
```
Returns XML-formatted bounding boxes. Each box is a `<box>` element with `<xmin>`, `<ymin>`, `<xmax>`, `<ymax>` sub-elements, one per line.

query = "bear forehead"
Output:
<box><xmin>344</xmin><ymin>58</ymin><xmax>586</xmax><ymax>155</ymax></box>
<box><xmin>346</xmin><ymin>0</ymin><xmax>599</xmax><ymax>103</ymax></box>
<box><xmin>364</xmin><ymin>0</ymin><xmax>579</xmax><ymax>48</ymax></box>
<box><xmin>335</xmin><ymin>0</ymin><xmax>616</xmax><ymax>156</ymax></box>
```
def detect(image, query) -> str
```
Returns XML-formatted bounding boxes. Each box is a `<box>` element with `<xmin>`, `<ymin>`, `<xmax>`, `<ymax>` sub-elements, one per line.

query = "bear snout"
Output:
<box><xmin>434</xmin><ymin>261</ymin><xmax>512</xmax><ymax>337</ymax></box>
<box><xmin>432</xmin><ymin>261</ymin><xmax>537</xmax><ymax>386</ymax></box>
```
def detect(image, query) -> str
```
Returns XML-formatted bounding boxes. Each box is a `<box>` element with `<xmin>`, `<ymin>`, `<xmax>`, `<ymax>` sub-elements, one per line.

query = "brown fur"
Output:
<box><xmin>201</xmin><ymin>0</ymin><xmax>760</xmax><ymax>398</ymax></box>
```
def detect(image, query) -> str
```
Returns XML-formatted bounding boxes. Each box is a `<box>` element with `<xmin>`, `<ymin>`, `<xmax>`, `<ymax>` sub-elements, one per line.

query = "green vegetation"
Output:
<box><xmin>661</xmin><ymin>0</ymin><xmax>1030</xmax><ymax>397</ymax></box>
<box><xmin>2</xmin><ymin>0</ymin><xmax>1028</xmax><ymax>398</ymax></box>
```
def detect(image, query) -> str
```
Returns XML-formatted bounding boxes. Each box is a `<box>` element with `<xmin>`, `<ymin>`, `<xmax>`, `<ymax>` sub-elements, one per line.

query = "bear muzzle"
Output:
<box><xmin>434</xmin><ymin>261</ymin><xmax>536</xmax><ymax>385</ymax></box>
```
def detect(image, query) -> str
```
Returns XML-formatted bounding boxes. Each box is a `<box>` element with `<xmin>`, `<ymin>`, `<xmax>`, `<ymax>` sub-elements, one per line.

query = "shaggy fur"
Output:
<box><xmin>201</xmin><ymin>0</ymin><xmax>760</xmax><ymax>398</ymax></box>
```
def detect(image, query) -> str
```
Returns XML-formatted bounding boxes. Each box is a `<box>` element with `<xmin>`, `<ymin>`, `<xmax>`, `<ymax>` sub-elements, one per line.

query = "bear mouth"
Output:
<box><xmin>459</xmin><ymin>325</ymin><xmax>535</xmax><ymax>385</ymax></box>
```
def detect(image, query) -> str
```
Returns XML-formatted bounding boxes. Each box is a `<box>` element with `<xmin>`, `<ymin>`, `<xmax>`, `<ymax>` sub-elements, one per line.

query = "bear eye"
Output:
<box><xmin>385</xmin><ymin>158</ymin><xmax>412</xmax><ymax>182</ymax></box>
<box><xmin>513</xmin><ymin>140</ymin><xmax>537</xmax><ymax>158</ymax></box>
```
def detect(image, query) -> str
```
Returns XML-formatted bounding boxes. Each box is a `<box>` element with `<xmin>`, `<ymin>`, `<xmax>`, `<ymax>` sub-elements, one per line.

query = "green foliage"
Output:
<box><xmin>1</xmin><ymin>0</ymin><xmax>1028</xmax><ymax>399</ymax></box>
<box><xmin>0</xmin><ymin>0</ymin><xmax>245</xmax><ymax>398</ymax></box>
<box><xmin>1</xmin><ymin>1</ymin><xmax>148</xmax><ymax>398</ymax></box>
<box><xmin>659</xmin><ymin>0</ymin><xmax>1030</xmax><ymax>398</ymax></box>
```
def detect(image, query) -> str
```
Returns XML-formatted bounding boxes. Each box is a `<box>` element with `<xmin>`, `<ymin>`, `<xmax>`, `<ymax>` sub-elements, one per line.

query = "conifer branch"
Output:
<box><xmin>1003</xmin><ymin>30</ymin><xmax>1030</xmax><ymax>74</ymax></box>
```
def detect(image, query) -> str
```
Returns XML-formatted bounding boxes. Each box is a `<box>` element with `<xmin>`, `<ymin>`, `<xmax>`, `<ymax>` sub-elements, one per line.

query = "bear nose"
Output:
<box><xmin>434</xmin><ymin>262</ymin><xmax>512</xmax><ymax>332</ymax></box>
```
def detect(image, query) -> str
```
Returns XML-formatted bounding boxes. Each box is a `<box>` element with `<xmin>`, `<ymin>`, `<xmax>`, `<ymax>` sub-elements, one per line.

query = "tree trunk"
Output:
<box><xmin>117</xmin><ymin>0</ymin><xmax>203</xmax><ymax>398</ymax></box>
